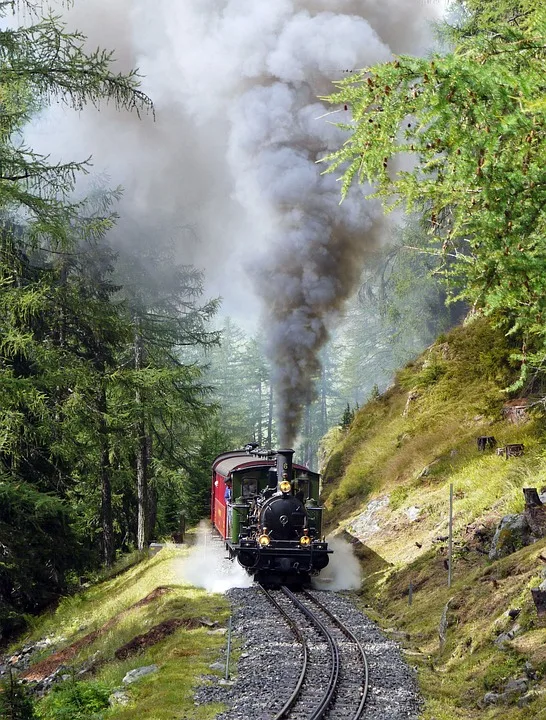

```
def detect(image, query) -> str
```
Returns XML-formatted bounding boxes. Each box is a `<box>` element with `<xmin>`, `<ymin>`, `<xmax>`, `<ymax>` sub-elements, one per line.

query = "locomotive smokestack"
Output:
<box><xmin>276</xmin><ymin>449</ymin><xmax>294</xmax><ymax>485</ymax></box>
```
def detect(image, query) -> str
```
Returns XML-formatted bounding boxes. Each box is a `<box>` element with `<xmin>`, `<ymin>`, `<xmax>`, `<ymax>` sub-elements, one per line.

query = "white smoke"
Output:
<box><xmin>173</xmin><ymin>521</ymin><xmax>253</xmax><ymax>593</ymax></box>
<box><xmin>28</xmin><ymin>0</ymin><xmax>445</xmax><ymax>442</ymax></box>
<box><xmin>175</xmin><ymin>524</ymin><xmax>359</xmax><ymax>592</ymax></box>
<box><xmin>312</xmin><ymin>535</ymin><xmax>362</xmax><ymax>591</ymax></box>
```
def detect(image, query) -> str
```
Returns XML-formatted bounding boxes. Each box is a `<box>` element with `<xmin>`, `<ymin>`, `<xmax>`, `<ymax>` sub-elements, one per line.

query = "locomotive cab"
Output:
<box><xmin>211</xmin><ymin>447</ymin><xmax>331</xmax><ymax>586</ymax></box>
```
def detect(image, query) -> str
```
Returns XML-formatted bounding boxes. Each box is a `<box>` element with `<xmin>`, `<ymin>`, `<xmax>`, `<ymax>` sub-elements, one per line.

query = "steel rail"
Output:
<box><xmin>303</xmin><ymin>590</ymin><xmax>370</xmax><ymax>720</ymax></box>
<box><xmin>280</xmin><ymin>586</ymin><xmax>340</xmax><ymax>720</ymax></box>
<box><xmin>260</xmin><ymin>587</ymin><xmax>308</xmax><ymax>720</ymax></box>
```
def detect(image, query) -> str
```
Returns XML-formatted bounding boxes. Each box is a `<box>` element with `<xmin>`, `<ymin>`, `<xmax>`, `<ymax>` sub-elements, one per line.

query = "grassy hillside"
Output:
<box><xmin>2</xmin><ymin>545</ymin><xmax>229</xmax><ymax>720</ymax></box>
<box><xmin>321</xmin><ymin>318</ymin><xmax>546</xmax><ymax>719</ymax></box>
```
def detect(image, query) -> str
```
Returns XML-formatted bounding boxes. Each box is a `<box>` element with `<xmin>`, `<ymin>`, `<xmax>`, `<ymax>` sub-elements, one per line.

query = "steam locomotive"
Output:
<box><xmin>211</xmin><ymin>445</ymin><xmax>331</xmax><ymax>586</ymax></box>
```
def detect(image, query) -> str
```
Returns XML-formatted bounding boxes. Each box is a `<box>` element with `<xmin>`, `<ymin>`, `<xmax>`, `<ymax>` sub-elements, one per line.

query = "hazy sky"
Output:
<box><xmin>27</xmin><ymin>0</ymin><xmax>446</xmax><ymax>322</ymax></box>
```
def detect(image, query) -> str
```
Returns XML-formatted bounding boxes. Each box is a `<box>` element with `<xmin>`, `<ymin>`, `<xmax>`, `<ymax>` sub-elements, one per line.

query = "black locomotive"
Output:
<box><xmin>211</xmin><ymin>446</ymin><xmax>331</xmax><ymax>586</ymax></box>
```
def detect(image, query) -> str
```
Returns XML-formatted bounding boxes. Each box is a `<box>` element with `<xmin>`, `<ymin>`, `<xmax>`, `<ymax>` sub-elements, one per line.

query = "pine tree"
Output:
<box><xmin>0</xmin><ymin>3</ymin><xmax>152</xmax><ymax>244</ymax></box>
<box><xmin>341</xmin><ymin>403</ymin><xmax>353</xmax><ymax>429</ymax></box>
<box><xmin>0</xmin><ymin>671</ymin><xmax>37</xmax><ymax>720</ymax></box>
<box><xmin>0</xmin><ymin>0</ymin><xmax>152</xmax><ymax>622</ymax></box>
<box><xmin>324</xmin><ymin>3</ymin><xmax>546</xmax><ymax>386</ymax></box>
<box><xmin>111</xmin><ymin>241</ymin><xmax>220</xmax><ymax>548</ymax></box>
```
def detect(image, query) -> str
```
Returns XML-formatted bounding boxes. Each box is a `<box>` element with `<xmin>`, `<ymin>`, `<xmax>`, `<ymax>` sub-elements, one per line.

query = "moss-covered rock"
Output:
<box><xmin>489</xmin><ymin>514</ymin><xmax>533</xmax><ymax>560</ymax></box>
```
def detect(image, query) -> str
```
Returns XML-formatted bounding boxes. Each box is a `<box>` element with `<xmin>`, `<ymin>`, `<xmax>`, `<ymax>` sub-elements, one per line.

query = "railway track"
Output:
<box><xmin>261</xmin><ymin>586</ymin><xmax>369</xmax><ymax>720</ymax></box>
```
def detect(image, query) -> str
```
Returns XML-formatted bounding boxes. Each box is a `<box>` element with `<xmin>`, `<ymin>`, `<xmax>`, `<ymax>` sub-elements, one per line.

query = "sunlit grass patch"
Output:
<box><xmin>98</xmin><ymin>624</ymin><xmax>227</xmax><ymax>720</ymax></box>
<box><xmin>358</xmin><ymin>539</ymin><xmax>546</xmax><ymax>719</ymax></box>
<box><xmin>18</xmin><ymin>545</ymin><xmax>231</xmax><ymax>720</ymax></box>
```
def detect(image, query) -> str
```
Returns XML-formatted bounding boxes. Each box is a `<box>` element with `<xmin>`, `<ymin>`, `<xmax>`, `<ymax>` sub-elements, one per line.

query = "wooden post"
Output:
<box><xmin>523</xmin><ymin>488</ymin><xmax>543</xmax><ymax>507</ymax></box>
<box><xmin>448</xmin><ymin>483</ymin><xmax>453</xmax><ymax>588</ymax></box>
<box><xmin>531</xmin><ymin>588</ymin><xmax>546</xmax><ymax>616</ymax></box>
<box><xmin>225</xmin><ymin>615</ymin><xmax>232</xmax><ymax>680</ymax></box>
<box><xmin>477</xmin><ymin>436</ymin><xmax>496</xmax><ymax>451</ymax></box>
<box><xmin>506</xmin><ymin>443</ymin><xmax>524</xmax><ymax>458</ymax></box>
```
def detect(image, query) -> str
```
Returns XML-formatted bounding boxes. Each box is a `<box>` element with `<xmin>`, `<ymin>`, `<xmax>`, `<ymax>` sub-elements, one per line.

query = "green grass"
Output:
<box><xmin>355</xmin><ymin>540</ymin><xmax>546</xmax><ymax>720</ymax></box>
<box><xmin>11</xmin><ymin>545</ymin><xmax>230</xmax><ymax>720</ymax></box>
<box><xmin>322</xmin><ymin>318</ymin><xmax>546</xmax><ymax>718</ymax></box>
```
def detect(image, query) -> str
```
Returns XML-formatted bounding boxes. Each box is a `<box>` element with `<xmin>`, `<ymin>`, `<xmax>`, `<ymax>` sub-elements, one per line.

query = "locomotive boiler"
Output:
<box><xmin>211</xmin><ymin>445</ymin><xmax>331</xmax><ymax>586</ymax></box>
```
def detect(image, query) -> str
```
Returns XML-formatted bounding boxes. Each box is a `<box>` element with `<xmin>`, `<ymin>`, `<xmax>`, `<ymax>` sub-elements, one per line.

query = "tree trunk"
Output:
<box><xmin>523</xmin><ymin>487</ymin><xmax>543</xmax><ymax>507</ymax></box>
<box><xmin>257</xmin><ymin>379</ymin><xmax>263</xmax><ymax>445</ymax></box>
<box><xmin>98</xmin><ymin>387</ymin><xmax>114</xmax><ymax>566</ymax></box>
<box><xmin>267</xmin><ymin>382</ymin><xmax>273</xmax><ymax>448</ymax></box>
<box><xmin>320</xmin><ymin>364</ymin><xmax>328</xmax><ymax>437</ymax></box>
<box><xmin>304</xmin><ymin>404</ymin><xmax>312</xmax><ymax>467</ymax></box>
<box><xmin>134</xmin><ymin>319</ymin><xmax>148</xmax><ymax>551</ymax></box>
<box><xmin>146</xmin><ymin>435</ymin><xmax>156</xmax><ymax>542</ymax></box>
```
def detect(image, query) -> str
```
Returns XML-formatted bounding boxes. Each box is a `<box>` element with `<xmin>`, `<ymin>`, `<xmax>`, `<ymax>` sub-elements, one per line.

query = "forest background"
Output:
<box><xmin>0</xmin><ymin>0</ymin><xmax>544</xmax><ymax>660</ymax></box>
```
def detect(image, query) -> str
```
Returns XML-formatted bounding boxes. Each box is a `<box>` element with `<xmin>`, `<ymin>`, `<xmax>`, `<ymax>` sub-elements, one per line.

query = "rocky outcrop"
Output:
<box><xmin>524</xmin><ymin>504</ymin><xmax>546</xmax><ymax>537</ymax></box>
<box><xmin>122</xmin><ymin>665</ymin><xmax>159</xmax><ymax>685</ymax></box>
<box><xmin>489</xmin><ymin>514</ymin><xmax>533</xmax><ymax>560</ymax></box>
<box><xmin>347</xmin><ymin>496</ymin><xmax>390</xmax><ymax>543</ymax></box>
<box><xmin>483</xmin><ymin>677</ymin><xmax>529</xmax><ymax>706</ymax></box>
<box><xmin>489</xmin><ymin>488</ymin><xmax>546</xmax><ymax>560</ymax></box>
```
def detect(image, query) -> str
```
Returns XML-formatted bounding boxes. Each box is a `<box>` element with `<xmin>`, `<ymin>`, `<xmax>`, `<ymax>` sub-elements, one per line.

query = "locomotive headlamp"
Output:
<box><xmin>280</xmin><ymin>480</ymin><xmax>291</xmax><ymax>494</ymax></box>
<box><xmin>258</xmin><ymin>534</ymin><xmax>271</xmax><ymax>547</ymax></box>
<box><xmin>300</xmin><ymin>535</ymin><xmax>311</xmax><ymax>546</ymax></box>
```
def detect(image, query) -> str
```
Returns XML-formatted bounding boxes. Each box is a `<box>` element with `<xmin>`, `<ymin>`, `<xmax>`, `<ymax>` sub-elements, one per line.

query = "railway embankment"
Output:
<box><xmin>197</xmin><ymin>586</ymin><xmax>420</xmax><ymax>720</ymax></box>
<box><xmin>1</xmin><ymin>545</ymin><xmax>230</xmax><ymax>720</ymax></box>
<box><xmin>321</xmin><ymin>317</ymin><xmax>546</xmax><ymax>719</ymax></box>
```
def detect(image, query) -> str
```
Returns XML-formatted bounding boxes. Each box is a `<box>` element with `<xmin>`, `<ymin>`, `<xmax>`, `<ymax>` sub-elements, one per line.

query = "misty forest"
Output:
<box><xmin>0</xmin><ymin>0</ymin><xmax>545</xmax><ymax>716</ymax></box>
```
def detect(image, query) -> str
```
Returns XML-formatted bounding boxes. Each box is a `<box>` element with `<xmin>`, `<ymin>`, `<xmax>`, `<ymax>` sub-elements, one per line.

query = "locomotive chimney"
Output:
<box><xmin>276</xmin><ymin>448</ymin><xmax>294</xmax><ymax>485</ymax></box>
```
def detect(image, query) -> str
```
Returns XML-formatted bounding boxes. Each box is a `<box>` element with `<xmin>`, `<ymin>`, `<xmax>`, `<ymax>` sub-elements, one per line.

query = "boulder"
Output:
<box><xmin>524</xmin><ymin>505</ymin><xmax>546</xmax><ymax>537</ymax></box>
<box><xmin>483</xmin><ymin>677</ymin><xmax>529</xmax><ymax>706</ymax></box>
<box><xmin>518</xmin><ymin>691</ymin><xmax>539</xmax><ymax>708</ymax></box>
<box><xmin>405</xmin><ymin>506</ymin><xmax>421</xmax><ymax>522</ymax></box>
<box><xmin>122</xmin><ymin>665</ymin><xmax>158</xmax><ymax>685</ymax></box>
<box><xmin>504</xmin><ymin>678</ymin><xmax>529</xmax><ymax>695</ymax></box>
<box><xmin>494</xmin><ymin>623</ymin><xmax>521</xmax><ymax>647</ymax></box>
<box><xmin>483</xmin><ymin>692</ymin><xmax>502</xmax><ymax>706</ymax></box>
<box><xmin>109</xmin><ymin>690</ymin><xmax>130</xmax><ymax>706</ymax></box>
<box><xmin>489</xmin><ymin>514</ymin><xmax>533</xmax><ymax>560</ymax></box>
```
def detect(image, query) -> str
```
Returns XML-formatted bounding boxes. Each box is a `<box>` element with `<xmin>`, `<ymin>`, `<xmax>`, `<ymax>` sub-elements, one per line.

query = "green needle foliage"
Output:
<box><xmin>0</xmin><ymin>1</ymin><xmax>153</xmax><ymax>246</ymax></box>
<box><xmin>324</xmin><ymin>1</ymin><xmax>546</xmax><ymax>387</ymax></box>
<box><xmin>37</xmin><ymin>679</ymin><xmax>110</xmax><ymax>720</ymax></box>
<box><xmin>0</xmin><ymin>1</ymin><xmax>163</xmax><ymax>634</ymax></box>
<box><xmin>0</xmin><ymin>670</ymin><xmax>37</xmax><ymax>719</ymax></box>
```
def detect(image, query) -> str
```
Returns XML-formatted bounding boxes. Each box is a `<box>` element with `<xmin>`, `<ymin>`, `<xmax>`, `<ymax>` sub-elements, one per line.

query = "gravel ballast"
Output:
<box><xmin>195</xmin><ymin>586</ymin><xmax>421</xmax><ymax>720</ymax></box>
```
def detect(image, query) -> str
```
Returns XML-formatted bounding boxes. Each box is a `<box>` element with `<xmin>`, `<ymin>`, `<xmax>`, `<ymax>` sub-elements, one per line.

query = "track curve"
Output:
<box><xmin>261</xmin><ymin>586</ymin><xmax>369</xmax><ymax>720</ymax></box>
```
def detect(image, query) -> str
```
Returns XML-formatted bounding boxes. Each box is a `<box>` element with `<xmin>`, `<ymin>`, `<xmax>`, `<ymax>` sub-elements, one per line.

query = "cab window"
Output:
<box><xmin>242</xmin><ymin>476</ymin><xmax>258</xmax><ymax>497</ymax></box>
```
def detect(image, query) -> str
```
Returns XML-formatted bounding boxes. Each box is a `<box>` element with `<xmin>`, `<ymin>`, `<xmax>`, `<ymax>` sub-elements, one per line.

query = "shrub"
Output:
<box><xmin>0</xmin><ymin>671</ymin><xmax>37</xmax><ymax>720</ymax></box>
<box><xmin>482</xmin><ymin>653</ymin><xmax>523</xmax><ymax>692</ymax></box>
<box><xmin>37</xmin><ymin>680</ymin><xmax>111</xmax><ymax>720</ymax></box>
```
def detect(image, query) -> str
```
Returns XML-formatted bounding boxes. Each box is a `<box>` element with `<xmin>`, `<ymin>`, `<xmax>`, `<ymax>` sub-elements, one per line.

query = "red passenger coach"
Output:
<box><xmin>211</xmin><ymin>451</ymin><xmax>271</xmax><ymax>540</ymax></box>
